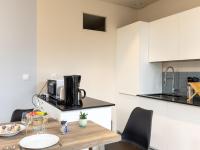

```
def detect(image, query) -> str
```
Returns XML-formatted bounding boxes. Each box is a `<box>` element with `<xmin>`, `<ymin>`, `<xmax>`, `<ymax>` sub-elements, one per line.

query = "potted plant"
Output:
<box><xmin>79</xmin><ymin>112</ymin><xmax>88</xmax><ymax>128</ymax></box>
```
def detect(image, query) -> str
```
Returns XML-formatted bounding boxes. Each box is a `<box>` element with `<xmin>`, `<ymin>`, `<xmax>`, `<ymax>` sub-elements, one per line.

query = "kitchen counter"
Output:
<box><xmin>125</xmin><ymin>94</ymin><xmax>200</xmax><ymax>150</ymax></box>
<box><xmin>138</xmin><ymin>94</ymin><xmax>200</xmax><ymax>107</ymax></box>
<box><xmin>37</xmin><ymin>96</ymin><xmax>115</xmax><ymax>129</ymax></box>
<box><xmin>38</xmin><ymin>96</ymin><xmax>115</xmax><ymax>111</ymax></box>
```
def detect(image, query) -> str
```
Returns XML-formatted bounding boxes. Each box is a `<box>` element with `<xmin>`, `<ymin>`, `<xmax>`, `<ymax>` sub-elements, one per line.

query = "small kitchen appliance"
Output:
<box><xmin>64</xmin><ymin>75</ymin><xmax>86</xmax><ymax>106</ymax></box>
<box><xmin>47</xmin><ymin>79</ymin><xmax>64</xmax><ymax>100</ymax></box>
<box><xmin>47</xmin><ymin>75</ymin><xmax>86</xmax><ymax>106</ymax></box>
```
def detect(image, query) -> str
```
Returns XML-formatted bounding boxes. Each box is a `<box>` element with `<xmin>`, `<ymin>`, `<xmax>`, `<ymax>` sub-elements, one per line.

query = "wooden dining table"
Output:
<box><xmin>0</xmin><ymin>119</ymin><xmax>121</xmax><ymax>150</ymax></box>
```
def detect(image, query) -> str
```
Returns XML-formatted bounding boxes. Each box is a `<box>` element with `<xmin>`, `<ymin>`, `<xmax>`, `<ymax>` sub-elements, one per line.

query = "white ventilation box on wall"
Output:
<box><xmin>116</xmin><ymin>21</ymin><xmax>162</xmax><ymax>95</ymax></box>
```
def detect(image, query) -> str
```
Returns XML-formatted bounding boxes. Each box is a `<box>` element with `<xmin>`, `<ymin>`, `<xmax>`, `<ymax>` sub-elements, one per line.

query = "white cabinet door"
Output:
<box><xmin>116</xmin><ymin>24</ymin><xmax>140</xmax><ymax>95</ymax></box>
<box><xmin>179</xmin><ymin>7</ymin><xmax>200</xmax><ymax>60</ymax></box>
<box><xmin>149</xmin><ymin>15</ymin><xmax>179</xmax><ymax>62</ymax></box>
<box><xmin>116</xmin><ymin>22</ymin><xmax>162</xmax><ymax>95</ymax></box>
<box><xmin>166</xmin><ymin>102</ymin><xmax>200</xmax><ymax>150</ymax></box>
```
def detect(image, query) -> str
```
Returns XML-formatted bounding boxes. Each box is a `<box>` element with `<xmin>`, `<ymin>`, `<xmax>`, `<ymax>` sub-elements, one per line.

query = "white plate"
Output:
<box><xmin>19</xmin><ymin>134</ymin><xmax>59</xmax><ymax>149</ymax></box>
<box><xmin>0</xmin><ymin>124</ymin><xmax>26</xmax><ymax>137</ymax></box>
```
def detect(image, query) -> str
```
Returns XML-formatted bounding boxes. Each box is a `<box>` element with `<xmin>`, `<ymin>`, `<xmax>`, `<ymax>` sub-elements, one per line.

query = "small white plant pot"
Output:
<box><xmin>79</xmin><ymin>119</ymin><xmax>87</xmax><ymax>127</ymax></box>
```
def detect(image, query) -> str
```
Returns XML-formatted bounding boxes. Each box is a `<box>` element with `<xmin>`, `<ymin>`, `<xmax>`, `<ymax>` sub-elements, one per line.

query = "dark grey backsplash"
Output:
<box><xmin>162</xmin><ymin>72</ymin><xmax>200</xmax><ymax>96</ymax></box>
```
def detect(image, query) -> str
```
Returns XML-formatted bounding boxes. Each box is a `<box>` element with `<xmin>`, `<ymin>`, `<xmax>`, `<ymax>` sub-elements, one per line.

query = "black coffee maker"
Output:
<box><xmin>64</xmin><ymin>75</ymin><xmax>86</xmax><ymax>106</ymax></box>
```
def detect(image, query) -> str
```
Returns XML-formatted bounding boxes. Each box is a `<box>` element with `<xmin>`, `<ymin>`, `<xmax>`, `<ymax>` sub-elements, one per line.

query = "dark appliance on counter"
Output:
<box><xmin>47</xmin><ymin>75</ymin><xmax>86</xmax><ymax>106</ymax></box>
<box><xmin>64</xmin><ymin>75</ymin><xmax>86</xmax><ymax>106</ymax></box>
<box><xmin>47</xmin><ymin>79</ymin><xmax>64</xmax><ymax>101</ymax></box>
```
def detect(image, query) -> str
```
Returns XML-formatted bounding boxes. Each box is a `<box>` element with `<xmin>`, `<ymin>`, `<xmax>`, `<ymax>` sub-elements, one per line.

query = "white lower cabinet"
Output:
<box><xmin>116</xmin><ymin>95</ymin><xmax>200</xmax><ymax>150</ymax></box>
<box><xmin>166</xmin><ymin>103</ymin><xmax>200</xmax><ymax>150</ymax></box>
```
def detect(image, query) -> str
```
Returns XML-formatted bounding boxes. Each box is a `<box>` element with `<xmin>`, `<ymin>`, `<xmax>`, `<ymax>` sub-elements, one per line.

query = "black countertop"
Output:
<box><xmin>39</xmin><ymin>96</ymin><xmax>115</xmax><ymax>111</ymax></box>
<box><xmin>138</xmin><ymin>93</ymin><xmax>200</xmax><ymax>107</ymax></box>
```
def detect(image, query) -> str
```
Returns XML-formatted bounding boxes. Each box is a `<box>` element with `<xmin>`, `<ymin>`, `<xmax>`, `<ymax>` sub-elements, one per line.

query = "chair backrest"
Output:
<box><xmin>10</xmin><ymin>109</ymin><xmax>33</xmax><ymax>122</ymax></box>
<box><xmin>122</xmin><ymin>107</ymin><xmax>153</xmax><ymax>150</ymax></box>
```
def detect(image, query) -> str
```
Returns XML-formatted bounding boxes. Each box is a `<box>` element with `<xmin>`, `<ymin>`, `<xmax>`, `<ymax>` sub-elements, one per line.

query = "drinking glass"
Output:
<box><xmin>42</xmin><ymin>114</ymin><xmax>48</xmax><ymax>133</ymax></box>
<box><xmin>32</xmin><ymin>115</ymin><xmax>44</xmax><ymax>134</ymax></box>
<box><xmin>21</xmin><ymin>112</ymin><xmax>32</xmax><ymax>135</ymax></box>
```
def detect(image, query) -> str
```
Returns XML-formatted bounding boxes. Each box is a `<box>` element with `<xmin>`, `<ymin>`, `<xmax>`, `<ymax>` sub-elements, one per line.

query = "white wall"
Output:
<box><xmin>37</xmin><ymin>0</ymin><xmax>137</xmax><ymax>103</ymax></box>
<box><xmin>0</xmin><ymin>0</ymin><xmax>36</xmax><ymax>122</ymax></box>
<box><xmin>0</xmin><ymin>0</ymin><xmax>136</xmax><ymax>123</ymax></box>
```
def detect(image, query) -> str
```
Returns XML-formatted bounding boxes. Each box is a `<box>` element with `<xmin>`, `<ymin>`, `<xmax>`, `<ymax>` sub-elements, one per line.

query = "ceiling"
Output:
<box><xmin>101</xmin><ymin>0</ymin><xmax>159</xmax><ymax>9</ymax></box>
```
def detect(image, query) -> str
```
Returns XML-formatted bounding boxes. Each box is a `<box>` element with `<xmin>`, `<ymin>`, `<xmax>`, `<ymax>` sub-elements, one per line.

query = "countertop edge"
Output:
<box><xmin>39</xmin><ymin>97</ymin><xmax>115</xmax><ymax>111</ymax></box>
<box><xmin>137</xmin><ymin>94</ymin><xmax>200</xmax><ymax>108</ymax></box>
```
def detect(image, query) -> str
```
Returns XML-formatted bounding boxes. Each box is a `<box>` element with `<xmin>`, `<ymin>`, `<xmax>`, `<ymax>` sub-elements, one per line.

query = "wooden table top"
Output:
<box><xmin>0</xmin><ymin>119</ymin><xmax>121</xmax><ymax>150</ymax></box>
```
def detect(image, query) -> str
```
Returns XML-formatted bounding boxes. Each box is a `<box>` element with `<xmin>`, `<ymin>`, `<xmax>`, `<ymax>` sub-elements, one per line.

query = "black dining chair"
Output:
<box><xmin>10</xmin><ymin>109</ymin><xmax>33</xmax><ymax>122</ymax></box>
<box><xmin>105</xmin><ymin>107</ymin><xmax>153</xmax><ymax>150</ymax></box>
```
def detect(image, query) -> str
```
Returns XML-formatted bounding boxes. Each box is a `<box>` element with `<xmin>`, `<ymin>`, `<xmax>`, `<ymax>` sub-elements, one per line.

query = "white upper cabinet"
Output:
<box><xmin>116</xmin><ymin>22</ymin><xmax>162</xmax><ymax>95</ymax></box>
<box><xmin>116</xmin><ymin>23</ymin><xmax>140</xmax><ymax>95</ymax></box>
<box><xmin>149</xmin><ymin>6</ymin><xmax>200</xmax><ymax>62</ymax></box>
<box><xmin>149</xmin><ymin>15</ymin><xmax>179</xmax><ymax>62</ymax></box>
<box><xmin>179</xmin><ymin>7</ymin><xmax>200</xmax><ymax>60</ymax></box>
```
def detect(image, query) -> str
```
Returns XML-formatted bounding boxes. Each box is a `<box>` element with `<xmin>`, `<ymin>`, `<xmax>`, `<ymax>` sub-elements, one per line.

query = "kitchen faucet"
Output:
<box><xmin>164</xmin><ymin>66</ymin><xmax>175</xmax><ymax>94</ymax></box>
